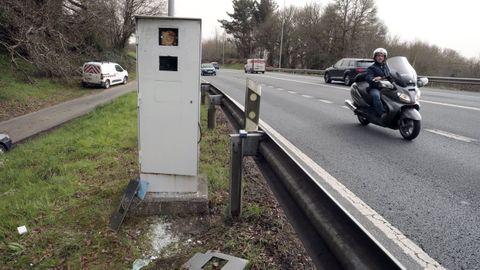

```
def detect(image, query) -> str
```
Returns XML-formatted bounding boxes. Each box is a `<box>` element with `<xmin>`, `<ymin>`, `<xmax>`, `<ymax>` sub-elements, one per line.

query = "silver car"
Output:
<box><xmin>201</xmin><ymin>63</ymin><xmax>216</xmax><ymax>76</ymax></box>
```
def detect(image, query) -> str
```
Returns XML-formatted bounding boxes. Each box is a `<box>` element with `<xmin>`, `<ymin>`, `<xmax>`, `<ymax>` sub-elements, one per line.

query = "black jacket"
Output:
<box><xmin>366</xmin><ymin>61</ymin><xmax>391</xmax><ymax>90</ymax></box>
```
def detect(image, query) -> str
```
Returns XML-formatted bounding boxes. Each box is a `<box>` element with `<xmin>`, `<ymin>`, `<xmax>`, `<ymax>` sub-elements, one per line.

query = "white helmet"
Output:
<box><xmin>373</xmin><ymin>48</ymin><xmax>387</xmax><ymax>58</ymax></box>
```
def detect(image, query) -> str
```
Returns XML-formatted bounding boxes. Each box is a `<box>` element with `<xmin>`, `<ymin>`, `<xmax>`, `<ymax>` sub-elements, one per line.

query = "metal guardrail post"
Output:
<box><xmin>207</xmin><ymin>103</ymin><xmax>215</xmax><ymax>129</ymax></box>
<box><xmin>229</xmin><ymin>78</ymin><xmax>265</xmax><ymax>217</ymax></box>
<box><xmin>229</xmin><ymin>131</ymin><xmax>245</xmax><ymax>217</ymax></box>
<box><xmin>201</xmin><ymin>83</ymin><xmax>209</xmax><ymax>105</ymax></box>
<box><xmin>229</xmin><ymin>130</ymin><xmax>264</xmax><ymax>218</ymax></box>
<box><xmin>207</xmin><ymin>95</ymin><xmax>222</xmax><ymax>129</ymax></box>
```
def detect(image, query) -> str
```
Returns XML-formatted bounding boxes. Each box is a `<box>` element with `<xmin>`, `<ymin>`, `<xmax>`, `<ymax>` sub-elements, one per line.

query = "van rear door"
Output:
<box><xmin>253</xmin><ymin>59</ymin><xmax>265</xmax><ymax>72</ymax></box>
<box><xmin>101</xmin><ymin>64</ymin><xmax>117</xmax><ymax>83</ymax></box>
<box><xmin>83</xmin><ymin>64</ymin><xmax>101</xmax><ymax>83</ymax></box>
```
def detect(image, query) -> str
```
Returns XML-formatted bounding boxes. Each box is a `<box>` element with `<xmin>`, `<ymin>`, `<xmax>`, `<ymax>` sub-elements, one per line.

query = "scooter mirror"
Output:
<box><xmin>417</xmin><ymin>77</ymin><xmax>429</xmax><ymax>87</ymax></box>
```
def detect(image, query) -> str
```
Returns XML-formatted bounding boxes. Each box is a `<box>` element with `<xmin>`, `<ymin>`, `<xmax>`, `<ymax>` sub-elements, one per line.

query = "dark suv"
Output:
<box><xmin>324</xmin><ymin>58</ymin><xmax>374</xmax><ymax>86</ymax></box>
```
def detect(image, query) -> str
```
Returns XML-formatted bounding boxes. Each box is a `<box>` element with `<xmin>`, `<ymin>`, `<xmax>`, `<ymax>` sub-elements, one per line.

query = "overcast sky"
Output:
<box><xmin>174</xmin><ymin>0</ymin><xmax>479</xmax><ymax>59</ymax></box>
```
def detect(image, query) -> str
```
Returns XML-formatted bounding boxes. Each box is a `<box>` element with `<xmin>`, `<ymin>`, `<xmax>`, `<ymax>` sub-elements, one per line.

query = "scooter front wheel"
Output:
<box><xmin>399</xmin><ymin>118</ymin><xmax>421</xmax><ymax>140</ymax></box>
<box><xmin>357</xmin><ymin>115</ymin><xmax>370</xmax><ymax>126</ymax></box>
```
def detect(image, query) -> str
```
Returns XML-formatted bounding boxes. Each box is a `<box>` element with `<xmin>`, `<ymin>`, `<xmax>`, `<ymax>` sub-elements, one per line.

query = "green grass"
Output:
<box><xmin>199</xmin><ymin>107</ymin><xmax>230</xmax><ymax>203</ymax></box>
<box><xmin>0</xmin><ymin>92</ymin><xmax>232</xmax><ymax>268</ymax></box>
<box><xmin>0</xmin><ymin>54</ymin><xmax>99</xmax><ymax>121</ymax></box>
<box><xmin>0</xmin><ymin>92</ymin><xmax>140</xmax><ymax>268</ymax></box>
<box><xmin>243</xmin><ymin>203</ymin><xmax>266</xmax><ymax>219</ymax></box>
<box><xmin>127</xmin><ymin>50</ymin><xmax>136</xmax><ymax>60</ymax></box>
<box><xmin>0</xmin><ymin>53</ymin><xmax>140</xmax><ymax>121</ymax></box>
<box><xmin>222</xmin><ymin>63</ymin><xmax>244</xmax><ymax>70</ymax></box>
<box><xmin>126</xmin><ymin>50</ymin><xmax>137</xmax><ymax>80</ymax></box>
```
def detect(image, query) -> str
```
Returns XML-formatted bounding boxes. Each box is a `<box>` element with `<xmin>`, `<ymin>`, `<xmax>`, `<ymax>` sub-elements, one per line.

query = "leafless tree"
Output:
<box><xmin>333</xmin><ymin>0</ymin><xmax>384</xmax><ymax>57</ymax></box>
<box><xmin>108</xmin><ymin>0</ymin><xmax>166</xmax><ymax>50</ymax></box>
<box><xmin>0</xmin><ymin>0</ymin><xmax>166</xmax><ymax>80</ymax></box>
<box><xmin>202</xmin><ymin>32</ymin><xmax>238</xmax><ymax>64</ymax></box>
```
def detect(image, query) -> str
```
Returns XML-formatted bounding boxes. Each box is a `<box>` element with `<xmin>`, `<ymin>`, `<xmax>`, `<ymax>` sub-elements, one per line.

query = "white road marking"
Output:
<box><xmin>301</xmin><ymin>94</ymin><xmax>313</xmax><ymax>98</ymax></box>
<box><xmin>277</xmin><ymin>88</ymin><xmax>284</xmax><ymax>91</ymax></box>
<box><xmin>249</xmin><ymin>73</ymin><xmax>480</xmax><ymax>113</ymax></box>
<box><xmin>258</xmin><ymin>120</ymin><xmax>444</xmax><ymax>269</ymax></box>
<box><xmin>318</xmin><ymin>99</ymin><xmax>334</xmax><ymax>104</ymax></box>
<box><xmin>288</xmin><ymin>91</ymin><xmax>297</xmax><ymax>94</ymax></box>
<box><xmin>425</xmin><ymin>129</ymin><xmax>477</xmax><ymax>142</ymax></box>
<box><xmin>341</xmin><ymin>106</ymin><xmax>350</xmax><ymax>109</ymax></box>
<box><xmin>421</xmin><ymin>100</ymin><xmax>480</xmax><ymax>112</ymax></box>
<box><xmin>260</xmin><ymin>74</ymin><xmax>348</xmax><ymax>90</ymax></box>
<box><xmin>214</xmin><ymin>86</ymin><xmax>442</xmax><ymax>268</ymax></box>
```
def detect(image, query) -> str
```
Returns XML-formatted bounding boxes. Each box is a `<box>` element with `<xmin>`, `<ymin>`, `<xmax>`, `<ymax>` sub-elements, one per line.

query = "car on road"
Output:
<box><xmin>244</xmin><ymin>58</ymin><xmax>266</xmax><ymax>74</ymax></box>
<box><xmin>0</xmin><ymin>133</ymin><xmax>12</xmax><ymax>153</ymax></box>
<box><xmin>324</xmin><ymin>58</ymin><xmax>374</xmax><ymax>86</ymax></box>
<box><xmin>201</xmin><ymin>63</ymin><xmax>217</xmax><ymax>76</ymax></box>
<box><xmin>82</xmin><ymin>62</ymin><xmax>129</xmax><ymax>89</ymax></box>
<box><xmin>211</xmin><ymin>62</ymin><xmax>219</xmax><ymax>69</ymax></box>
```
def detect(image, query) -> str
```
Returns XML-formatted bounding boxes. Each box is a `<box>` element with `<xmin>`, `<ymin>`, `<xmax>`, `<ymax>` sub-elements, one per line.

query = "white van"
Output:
<box><xmin>244</xmin><ymin>58</ymin><xmax>266</xmax><ymax>74</ymax></box>
<box><xmin>82</xmin><ymin>62</ymin><xmax>129</xmax><ymax>89</ymax></box>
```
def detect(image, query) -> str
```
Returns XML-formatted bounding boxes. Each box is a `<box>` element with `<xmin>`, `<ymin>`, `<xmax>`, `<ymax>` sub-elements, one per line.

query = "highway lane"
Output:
<box><xmin>204</xmin><ymin>69</ymin><xmax>480</xmax><ymax>269</ymax></box>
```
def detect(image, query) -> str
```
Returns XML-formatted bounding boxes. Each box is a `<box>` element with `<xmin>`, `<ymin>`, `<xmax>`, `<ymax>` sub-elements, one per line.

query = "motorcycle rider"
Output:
<box><xmin>366</xmin><ymin>48</ymin><xmax>391</xmax><ymax>118</ymax></box>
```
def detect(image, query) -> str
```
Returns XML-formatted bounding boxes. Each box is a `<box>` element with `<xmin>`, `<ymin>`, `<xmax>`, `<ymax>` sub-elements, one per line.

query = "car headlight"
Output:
<box><xmin>397</xmin><ymin>92</ymin><xmax>411</xmax><ymax>102</ymax></box>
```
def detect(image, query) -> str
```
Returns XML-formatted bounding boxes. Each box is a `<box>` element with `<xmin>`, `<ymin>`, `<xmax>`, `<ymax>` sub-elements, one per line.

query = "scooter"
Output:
<box><xmin>344</xmin><ymin>56</ymin><xmax>428</xmax><ymax>140</ymax></box>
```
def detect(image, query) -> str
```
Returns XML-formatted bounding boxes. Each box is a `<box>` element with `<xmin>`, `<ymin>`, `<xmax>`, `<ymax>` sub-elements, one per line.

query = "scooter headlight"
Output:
<box><xmin>397</xmin><ymin>92</ymin><xmax>411</xmax><ymax>102</ymax></box>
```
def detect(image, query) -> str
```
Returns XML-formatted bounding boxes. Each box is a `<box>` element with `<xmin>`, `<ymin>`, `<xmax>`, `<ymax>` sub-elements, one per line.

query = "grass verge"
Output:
<box><xmin>0</xmin><ymin>53</ymin><xmax>138</xmax><ymax>122</ymax></box>
<box><xmin>0</xmin><ymin>92</ymin><xmax>313</xmax><ymax>269</ymax></box>
<box><xmin>0</xmin><ymin>92</ymin><xmax>140</xmax><ymax>268</ymax></box>
<box><xmin>146</xmin><ymin>109</ymin><xmax>314</xmax><ymax>269</ymax></box>
<box><xmin>222</xmin><ymin>63</ymin><xmax>245</xmax><ymax>70</ymax></box>
<box><xmin>0</xmin><ymin>55</ymin><xmax>100</xmax><ymax>122</ymax></box>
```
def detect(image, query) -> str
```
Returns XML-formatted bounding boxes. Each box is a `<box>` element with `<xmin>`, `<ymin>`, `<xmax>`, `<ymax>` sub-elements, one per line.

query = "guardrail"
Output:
<box><xmin>203</xmin><ymin>82</ymin><xmax>405</xmax><ymax>269</ymax></box>
<box><xmin>267</xmin><ymin>67</ymin><xmax>324</xmax><ymax>75</ymax></box>
<box><xmin>266</xmin><ymin>67</ymin><xmax>480</xmax><ymax>85</ymax></box>
<box><xmin>421</xmin><ymin>76</ymin><xmax>480</xmax><ymax>85</ymax></box>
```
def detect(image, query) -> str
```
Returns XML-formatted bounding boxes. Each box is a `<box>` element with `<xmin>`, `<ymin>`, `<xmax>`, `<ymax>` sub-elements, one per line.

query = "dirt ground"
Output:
<box><xmin>145</xmin><ymin>111</ymin><xmax>316</xmax><ymax>269</ymax></box>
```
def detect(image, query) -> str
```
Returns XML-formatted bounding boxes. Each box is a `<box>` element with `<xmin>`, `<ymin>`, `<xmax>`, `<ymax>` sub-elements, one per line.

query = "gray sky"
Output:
<box><xmin>175</xmin><ymin>0</ymin><xmax>479</xmax><ymax>59</ymax></box>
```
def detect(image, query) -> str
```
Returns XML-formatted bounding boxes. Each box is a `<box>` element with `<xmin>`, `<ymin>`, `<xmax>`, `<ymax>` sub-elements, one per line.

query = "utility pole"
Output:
<box><xmin>278</xmin><ymin>0</ymin><xmax>285</xmax><ymax>69</ymax></box>
<box><xmin>168</xmin><ymin>0</ymin><xmax>174</xmax><ymax>16</ymax></box>
<box><xmin>222</xmin><ymin>35</ymin><xmax>226</xmax><ymax>66</ymax></box>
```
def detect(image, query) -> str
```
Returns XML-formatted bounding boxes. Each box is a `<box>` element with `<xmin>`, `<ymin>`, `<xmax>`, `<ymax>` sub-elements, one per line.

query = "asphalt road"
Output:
<box><xmin>204</xmin><ymin>69</ymin><xmax>480</xmax><ymax>270</ymax></box>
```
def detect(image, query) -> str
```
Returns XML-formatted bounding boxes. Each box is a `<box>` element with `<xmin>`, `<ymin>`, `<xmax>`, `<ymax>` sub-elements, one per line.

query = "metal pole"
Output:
<box><xmin>207</xmin><ymin>95</ymin><xmax>222</xmax><ymax>129</ymax></box>
<box><xmin>208</xmin><ymin>101</ymin><xmax>216</xmax><ymax>129</ymax></box>
<box><xmin>201</xmin><ymin>84</ymin><xmax>208</xmax><ymax>105</ymax></box>
<box><xmin>229</xmin><ymin>134</ymin><xmax>244</xmax><ymax>217</ymax></box>
<box><xmin>222</xmin><ymin>36</ymin><xmax>225</xmax><ymax>67</ymax></box>
<box><xmin>278</xmin><ymin>0</ymin><xmax>285</xmax><ymax>69</ymax></box>
<box><xmin>168</xmin><ymin>0</ymin><xmax>174</xmax><ymax>16</ymax></box>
